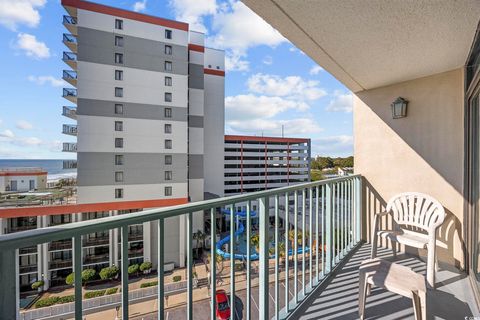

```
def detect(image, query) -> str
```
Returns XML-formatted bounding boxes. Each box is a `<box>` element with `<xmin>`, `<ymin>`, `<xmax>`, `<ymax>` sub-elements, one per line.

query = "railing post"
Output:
<box><xmin>210</xmin><ymin>209</ymin><xmax>217</xmax><ymax>320</ymax></box>
<box><xmin>158</xmin><ymin>219</ymin><xmax>165</xmax><ymax>320</ymax></box>
<box><xmin>259</xmin><ymin>196</ymin><xmax>270</xmax><ymax>319</ymax></box>
<box><xmin>121</xmin><ymin>226</ymin><xmax>129</xmax><ymax>319</ymax></box>
<box><xmin>0</xmin><ymin>248</ymin><xmax>19</xmax><ymax>320</ymax></box>
<box><xmin>187</xmin><ymin>212</ymin><xmax>193</xmax><ymax>320</ymax></box>
<box><xmin>355</xmin><ymin>176</ymin><xmax>362</xmax><ymax>243</ymax></box>
<box><xmin>325</xmin><ymin>182</ymin><xmax>333</xmax><ymax>274</ymax></box>
<box><xmin>73</xmin><ymin>235</ymin><xmax>82</xmax><ymax>319</ymax></box>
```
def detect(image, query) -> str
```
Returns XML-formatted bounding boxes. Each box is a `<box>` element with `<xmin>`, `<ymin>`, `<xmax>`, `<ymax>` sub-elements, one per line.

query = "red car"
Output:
<box><xmin>215</xmin><ymin>289</ymin><xmax>231</xmax><ymax>320</ymax></box>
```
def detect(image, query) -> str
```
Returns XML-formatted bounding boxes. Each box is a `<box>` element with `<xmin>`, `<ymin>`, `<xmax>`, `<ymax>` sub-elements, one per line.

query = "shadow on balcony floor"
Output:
<box><xmin>294</xmin><ymin>244</ymin><xmax>479</xmax><ymax>320</ymax></box>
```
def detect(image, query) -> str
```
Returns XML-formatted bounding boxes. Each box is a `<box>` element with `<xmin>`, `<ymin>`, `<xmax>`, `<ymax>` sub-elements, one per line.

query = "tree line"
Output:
<box><xmin>311</xmin><ymin>156</ymin><xmax>354</xmax><ymax>170</ymax></box>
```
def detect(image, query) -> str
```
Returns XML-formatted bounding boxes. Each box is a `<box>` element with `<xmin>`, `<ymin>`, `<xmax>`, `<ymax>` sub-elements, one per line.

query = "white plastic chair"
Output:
<box><xmin>371</xmin><ymin>192</ymin><xmax>445</xmax><ymax>288</ymax></box>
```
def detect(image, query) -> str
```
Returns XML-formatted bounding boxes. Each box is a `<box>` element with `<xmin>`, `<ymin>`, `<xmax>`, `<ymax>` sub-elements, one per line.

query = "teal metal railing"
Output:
<box><xmin>0</xmin><ymin>175</ymin><xmax>362</xmax><ymax>320</ymax></box>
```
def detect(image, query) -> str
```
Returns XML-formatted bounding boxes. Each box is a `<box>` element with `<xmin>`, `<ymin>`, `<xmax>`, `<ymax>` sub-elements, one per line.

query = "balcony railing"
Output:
<box><xmin>63</xmin><ymin>33</ymin><xmax>77</xmax><ymax>53</ymax></box>
<box><xmin>63</xmin><ymin>160</ymin><xmax>77</xmax><ymax>169</ymax></box>
<box><xmin>49</xmin><ymin>259</ymin><xmax>73</xmax><ymax>270</ymax></box>
<box><xmin>62</xmin><ymin>106</ymin><xmax>77</xmax><ymax>119</ymax></box>
<box><xmin>63</xmin><ymin>15</ymin><xmax>77</xmax><ymax>25</ymax></box>
<box><xmin>62</xmin><ymin>124</ymin><xmax>77</xmax><ymax>136</ymax></box>
<box><xmin>62</xmin><ymin>142</ymin><xmax>77</xmax><ymax>152</ymax></box>
<box><xmin>63</xmin><ymin>51</ymin><xmax>77</xmax><ymax>69</ymax></box>
<box><xmin>63</xmin><ymin>70</ymin><xmax>77</xmax><ymax>86</ymax></box>
<box><xmin>83</xmin><ymin>236</ymin><xmax>109</xmax><ymax>247</ymax></box>
<box><xmin>49</xmin><ymin>239</ymin><xmax>72</xmax><ymax>251</ymax></box>
<box><xmin>0</xmin><ymin>175</ymin><xmax>362</xmax><ymax>319</ymax></box>
<box><xmin>63</xmin><ymin>88</ymin><xmax>77</xmax><ymax>103</ymax></box>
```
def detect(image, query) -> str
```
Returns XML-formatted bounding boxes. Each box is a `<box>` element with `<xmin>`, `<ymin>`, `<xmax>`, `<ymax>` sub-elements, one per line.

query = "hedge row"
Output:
<box><xmin>140</xmin><ymin>281</ymin><xmax>158</xmax><ymax>288</ymax></box>
<box><xmin>34</xmin><ymin>295</ymin><xmax>75</xmax><ymax>308</ymax></box>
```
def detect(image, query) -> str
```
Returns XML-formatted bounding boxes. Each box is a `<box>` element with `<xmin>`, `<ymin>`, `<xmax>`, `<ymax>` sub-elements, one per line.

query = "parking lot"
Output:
<box><xmin>133</xmin><ymin>277</ymin><xmax>304</xmax><ymax>320</ymax></box>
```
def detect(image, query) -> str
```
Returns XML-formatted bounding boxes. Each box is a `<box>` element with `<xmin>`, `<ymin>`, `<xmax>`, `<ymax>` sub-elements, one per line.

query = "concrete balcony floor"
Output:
<box><xmin>294</xmin><ymin>244</ymin><xmax>479</xmax><ymax>320</ymax></box>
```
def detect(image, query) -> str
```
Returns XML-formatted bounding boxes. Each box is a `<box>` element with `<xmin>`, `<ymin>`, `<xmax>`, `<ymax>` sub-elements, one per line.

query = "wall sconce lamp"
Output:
<box><xmin>391</xmin><ymin>97</ymin><xmax>408</xmax><ymax>119</ymax></box>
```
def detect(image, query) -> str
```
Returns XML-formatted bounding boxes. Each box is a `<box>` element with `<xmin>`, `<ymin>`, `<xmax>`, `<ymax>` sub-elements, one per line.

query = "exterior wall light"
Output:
<box><xmin>391</xmin><ymin>97</ymin><xmax>408</xmax><ymax>119</ymax></box>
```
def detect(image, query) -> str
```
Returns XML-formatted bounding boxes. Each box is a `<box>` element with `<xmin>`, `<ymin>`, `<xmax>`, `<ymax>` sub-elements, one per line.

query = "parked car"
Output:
<box><xmin>215</xmin><ymin>289</ymin><xmax>230</xmax><ymax>320</ymax></box>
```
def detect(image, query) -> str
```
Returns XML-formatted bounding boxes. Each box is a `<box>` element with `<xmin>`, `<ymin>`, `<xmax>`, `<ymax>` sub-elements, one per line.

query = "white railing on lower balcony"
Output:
<box><xmin>0</xmin><ymin>175</ymin><xmax>362</xmax><ymax>320</ymax></box>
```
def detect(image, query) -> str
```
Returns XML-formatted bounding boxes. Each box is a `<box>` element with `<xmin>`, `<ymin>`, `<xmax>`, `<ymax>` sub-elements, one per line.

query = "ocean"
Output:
<box><xmin>0</xmin><ymin>159</ymin><xmax>77</xmax><ymax>181</ymax></box>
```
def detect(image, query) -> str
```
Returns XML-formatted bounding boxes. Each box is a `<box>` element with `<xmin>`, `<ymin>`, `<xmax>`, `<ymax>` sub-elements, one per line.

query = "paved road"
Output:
<box><xmin>132</xmin><ymin>277</ymin><xmax>305</xmax><ymax>320</ymax></box>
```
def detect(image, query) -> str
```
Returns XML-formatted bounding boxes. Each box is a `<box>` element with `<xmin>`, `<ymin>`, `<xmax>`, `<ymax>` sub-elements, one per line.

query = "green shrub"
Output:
<box><xmin>84</xmin><ymin>290</ymin><xmax>106</xmax><ymax>299</ymax></box>
<box><xmin>31</xmin><ymin>280</ymin><xmax>44</xmax><ymax>290</ymax></box>
<box><xmin>139</xmin><ymin>261</ymin><xmax>152</xmax><ymax>272</ymax></box>
<box><xmin>65</xmin><ymin>273</ymin><xmax>75</xmax><ymax>286</ymax></box>
<box><xmin>105</xmin><ymin>288</ymin><xmax>119</xmax><ymax>295</ymax></box>
<box><xmin>172</xmin><ymin>275</ymin><xmax>181</xmax><ymax>282</ymax></box>
<box><xmin>140</xmin><ymin>281</ymin><xmax>158</xmax><ymax>288</ymax></box>
<box><xmin>99</xmin><ymin>265</ymin><xmax>119</xmax><ymax>280</ymax></box>
<box><xmin>82</xmin><ymin>269</ymin><xmax>96</xmax><ymax>285</ymax></box>
<box><xmin>128</xmin><ymin>264</ymin><xmax>139</xmax><ymax>275</ymax></box>
<box><xmin>34</xmin><ymin>295</ymin><xmax>74</xmax><ymax>308</ymax></box>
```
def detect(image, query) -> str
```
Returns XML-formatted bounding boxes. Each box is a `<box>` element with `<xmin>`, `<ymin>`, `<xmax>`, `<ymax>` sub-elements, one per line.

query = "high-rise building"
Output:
<box><xmin>0</xmin><ymin>0</ymin><xmax>224</xmax><ymax>292</ymax></box>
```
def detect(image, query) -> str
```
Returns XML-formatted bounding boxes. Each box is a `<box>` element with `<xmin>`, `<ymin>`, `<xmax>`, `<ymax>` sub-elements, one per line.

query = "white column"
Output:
<box><xmin>179</xmin><ymin>215</ymin><xmax>186</xmax><ymax>268</ymax></box>
<box><xmin>39</xmin><ymin>215</ymin><xmax>49</xmax><ymax>290</ymax></box>
<box><xmin>112</xmin><ymin>211</ymin><xmax>120</xmax><ymax>267</ymax></box>
<box><xmin>143</xmin><ymin>221</ymin><xmax>151</xmax><ymax>263</ymax></box>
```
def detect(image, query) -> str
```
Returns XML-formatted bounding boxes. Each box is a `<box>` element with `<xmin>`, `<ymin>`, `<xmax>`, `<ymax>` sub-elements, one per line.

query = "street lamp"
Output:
<box><xmin>391</xmin><ymin>97</ymin><xmax>408</xmax><ymax>119</ymax></box>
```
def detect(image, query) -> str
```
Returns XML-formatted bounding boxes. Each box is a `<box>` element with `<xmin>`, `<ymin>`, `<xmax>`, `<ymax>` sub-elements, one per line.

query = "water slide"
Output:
<box><xmin>215</xmin><ymin>209</ymin><xmax>310</xmax><ymax>260</ymax></box>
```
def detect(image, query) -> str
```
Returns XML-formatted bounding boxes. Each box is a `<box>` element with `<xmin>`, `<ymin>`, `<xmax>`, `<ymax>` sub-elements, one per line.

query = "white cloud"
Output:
<box><xmin>16</xmin><ymin>120</ymin><xmax>33</xmax><ymax>130</ymax></box>
<box><xmin>169</xmin><ymin>0</ymin><xmax>216</xmax><ymax>33</ymax></box>
<box><xmin>0</xmin><ymin>129</ymin><xmax>14</xmax><ymax>138</ymax></box>
<box><xmin>28</xmin><ymin>75</ymin><xmax>64</xmax><ymax>87</ymax></box>
<box><xmin>0</xmin><ymin>0</ymin><xmax>46</xmax><ymax>30</ymax></box>
<box><xmin>247</xmin><ymin>73</ymin><xmax>327</xmax><ymax>101</ymax></box>
<box><xmin>16</xmin><ymin>33</ymin><xmax>50</xmax><ymax>59</ymax></box>
<box><xmin>309</xmin><ymin>65</ymin><xmax>323</xmax><ymax>75</ymax></box>
<box><xmin>225</xmin><ymin>51</ymin><xmax>249</xmax><ymax>72</ymax></box>
<box><xmin>312</xmin><ymin>135</ymin><xmax>353</xmax><ymax>157</ymax></box>
<box><xmin>326</xmin><ymin>91</ymin><xmax>353</xmax><ymax>113</ymax></box>
<box><xmin>133</xmin><ymin>0</ymin><xmax>147</xmax><ymax>13</ymax></box>
<box><xmin>226</xmin><ymin>94</ymin><xmax>309</xmax><ymax>120</ymax></box>
<box><xmin>262</xmin><ymin>55</ymin><xmax>273</xmax><ymax>65</ymax></box>
<box><xmin>227</xmin><ymin>118</ymin><xmax>322</xmax><ymax>136</ymax></box>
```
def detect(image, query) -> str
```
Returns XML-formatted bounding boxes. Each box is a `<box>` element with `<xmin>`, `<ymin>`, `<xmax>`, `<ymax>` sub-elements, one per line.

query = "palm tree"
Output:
<box><xmin>250</xmin><ymin>234</ymin><xmax>260</xmax><ymax>253</ymax></box>
<box><xmin>193</xmin><ymin>230</ymin><xmax>205</xmax><ymax>259</ymax></box>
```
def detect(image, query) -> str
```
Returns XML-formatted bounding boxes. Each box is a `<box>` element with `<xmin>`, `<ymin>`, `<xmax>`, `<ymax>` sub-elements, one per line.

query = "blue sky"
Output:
<box><xmin>0</xmin><ymin>0</ymin><xmax>353</xmax><ymax>159</ymax></box>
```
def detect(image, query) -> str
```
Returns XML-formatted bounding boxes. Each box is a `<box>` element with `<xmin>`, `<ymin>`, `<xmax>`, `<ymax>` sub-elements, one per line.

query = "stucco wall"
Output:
<box><xmin>354</xmin><ymin>68</ymin><xmax>465</xmax><ymax>267</ymax></box>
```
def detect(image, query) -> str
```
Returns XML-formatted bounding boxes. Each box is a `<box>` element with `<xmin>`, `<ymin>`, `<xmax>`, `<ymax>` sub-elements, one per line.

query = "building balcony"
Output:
<box><xmin>62</xmin><ymin>105</ymin><xmax>77</xmax><ymax>120</ymax></box>
<box><xmin>83</xmin><ymin>236</ymin><xmax>109</xmax><ymax>247</ymax></box>
<box><xmin>19</xmin><ymin>264</ymin><xmax>37</xmax><ymax>274</ymax></box>
<box><xmin>49</xmin><ymin>239</ymin><xmax>72</xmax><ymax>251</ymax></box>
<box><xmin>62</xmin><ymin>70</ymin><xmax>77</xmax><ymax>86</ymax></box>
<box><xmin>62</xmin><ymin>15</ymin><xmax>77</xmax><ymax>35</ymax></box>
<box><xmin>62</xmin><ymin>159</ymin><xmax>77</xmax><ymax>169</ymax></box>
<box><xmin>62</xmin><ymin>142</ymin><xmax>77</xmax><ymax>153</ymax></box>
<box><xmin>83</xmin><ymin>254</ymin><xmax>109</xmax><ymax>265</ymax></box>
<box><xmin>49</xmin><ymin>259</ymin><xmax>72</xmax><ymax>270</ymax></box>
<box><xmin>62</xmin><ymin>88</ymin><xmax>77</xmax><ymax>103</ymax></box>
<box><xmin>62</xmin><ymin>124</ymin><xmax>77</xmax><ymax>136</ymax></box>
<box><xmin>63</xmin><ymin>33</ymin><xmax>77</xmax><ymax>52</ymax></box>
<box><xmin>62</xmin><ymin>51</ymin><xmax>77</xmax><ymax>69</ymax></box>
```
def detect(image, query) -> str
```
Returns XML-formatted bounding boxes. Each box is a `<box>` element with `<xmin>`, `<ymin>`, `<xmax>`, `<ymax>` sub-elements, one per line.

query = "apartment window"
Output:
<box><xmin>165</xmin><ymin>171</ymin><xmax>172</xmax><ymax>181</ymax></box>
<box><xmin>115</xmin><ymin>171</ymin><xmax>124</xmax><ymax>182</ymax></box>
<box><xmin>165</xmin><ymin>45</ymin><xmax>172</xmax><ymax>55</ymax></box>
<box><xmin>115</xmin><ymin>70</ymin><xmax>123</xmax><ymax>80</ymax></box>
<box><xmin>165</xmin><ymin>29</ymin><xmax>172</xmax><ymax>39</ymax></box>
<box><xmin>115</xmin><ymin>188</ymin><xmax>123</xmax><ymax>199</ymax></box>
<box><xmin>115</xmin><ymin>155</ymin><xmax>124</xmax><ymax>165</ymax></box>
<box><xmin>164</xmin><ymin>186</ymin><xmax>172</xmax><ymax>196</ymax></box>
<box><xmin>115</xmin><ymin>87</ymin><xmax>123</xmax><ymax>97</ymax></box>
<box><xmin>164</xmin><ymin>61</ymin><xmax>172</xmax><ymax>71</ymax></box>
<box><xmin>164</xmin><ymin>124</ymin><xmax>172</xmax><ymax>134</ymax></box>
<box><xmin>115</xmin><ymin>53</ymin><xmax>124</xmax><ymax>64</ymax></box>
<box><xmin>165</xmin><ymin>155</ymin><xmax>172</xmax><ymax>165</ymax></box>
<box><xmin>115</xmin><ymin>104</ymin><xmax>124</xmax><ymax>114</ymax></box>
<box><xmin>165</xmin><ymin>139</ymin><xmax>172</xmax><ymax>149</ymax></box>
<box><xmin>115</xmin><ymin>19</ymin><xmax>123</xmax><ymax>30</ymax></box>
<box><xmin>115</xmin><ymin>121</ymin><xmax>123</xmax><ymax>131</ymax></box>
<box><xmin>115</xmin><ymin>35</ymin><xmax>124</xmax><ymax>47</ymax></box>
<box><xmin>164</xmin><ymin>108</ymin><xmax>172</xmax><ymax>118</ymax></box>
<box><xmin>165</xmin><ymin>76</ymin><xmax>172</xmax><ymax>86</ymax></box>
<box><xmin>115</xmin><ymin>138</ymin><xmax>123</xmax><ymax>148</ymax></box>
<box><xmin>165</xmin><ymin>92</ymin><xmax>172</xmax><ymax>102</ymax></box>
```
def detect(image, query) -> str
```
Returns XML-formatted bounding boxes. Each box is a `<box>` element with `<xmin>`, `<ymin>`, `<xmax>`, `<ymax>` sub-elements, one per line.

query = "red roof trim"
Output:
<box><xmin>0</xmin><ymin>197</ymin><xmax>188</xmax><ymax>218</ymax></box>
<box><xmin>225</xmin><ymin>135</ymin><xmax>309</xmax><ymax>143</ymax></box>
<box><xmin>188</xmin><ymin>44</ymin><xmax>204</xmax><ymax>52</ymax></box>
<box><xmin>0</xmin><ymin>172</ymin><xmax>47</xmax><ymax>177</ymax></box>
<box><xmin>62</xmin><ymin>0</ymin><xmax>189</xmax><ymax>31</ymax></box>
<box><xmin>204</xmin><ymin>68</ymin><xmax>225</xmax><ymax>76</ymax></box>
